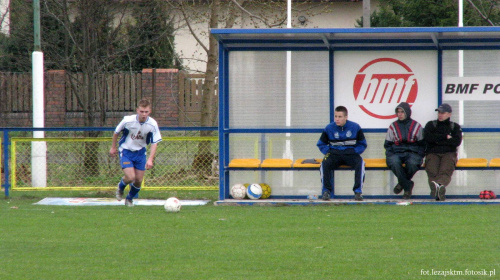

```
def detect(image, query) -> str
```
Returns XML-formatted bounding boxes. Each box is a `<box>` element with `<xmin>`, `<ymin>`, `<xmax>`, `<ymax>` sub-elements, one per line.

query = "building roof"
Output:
<box><xmin>211</xmin><ymin>27</ymin><xmax>500</xmax><ymax>50</ymax></box>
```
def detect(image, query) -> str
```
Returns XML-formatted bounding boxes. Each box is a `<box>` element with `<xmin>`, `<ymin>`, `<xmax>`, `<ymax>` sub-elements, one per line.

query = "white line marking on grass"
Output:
<box><xmin>34</xmin><ymin>197</ymin><xmax>210</xmax><ymax>206</ymax></box>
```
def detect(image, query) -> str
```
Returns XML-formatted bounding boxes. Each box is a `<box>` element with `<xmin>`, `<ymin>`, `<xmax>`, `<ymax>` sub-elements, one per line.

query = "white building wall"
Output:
<box><xmin>0</xmin><ymin>0</ymin><xmax>10</xmax><ymax>35</ymax></box>
<box><xmin>173</xmin><ymin>1</ymin><xmax>379</xmax><ymax>73</ymax></box>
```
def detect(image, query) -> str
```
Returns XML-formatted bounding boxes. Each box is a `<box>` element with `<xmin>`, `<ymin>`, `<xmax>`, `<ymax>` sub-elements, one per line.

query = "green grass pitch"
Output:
<box><xmin>1</xmin><ymin>190</ymin><xmax>498</xmax><ymax>279</ymax></box>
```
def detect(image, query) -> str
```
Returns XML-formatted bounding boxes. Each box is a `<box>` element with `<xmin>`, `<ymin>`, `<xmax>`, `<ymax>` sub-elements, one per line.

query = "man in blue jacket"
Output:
<box><xmin>317</xmin><ymin>106</ymin><xmax>367</xmax><ymax>201</ymax></box>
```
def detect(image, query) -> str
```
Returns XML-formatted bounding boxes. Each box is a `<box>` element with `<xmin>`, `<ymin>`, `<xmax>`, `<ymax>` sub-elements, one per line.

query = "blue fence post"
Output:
<box><xmin>3</xmin><ymin>129</ymin><xmax>10</xmax><ymax>198</ymax></box>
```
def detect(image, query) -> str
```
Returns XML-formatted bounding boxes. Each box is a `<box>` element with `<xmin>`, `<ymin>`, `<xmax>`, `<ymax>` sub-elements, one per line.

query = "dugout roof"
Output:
<box><xmin>211</xmin><ymin>26</ymin><xmax>500</xmax><ymax>50</ymax></box>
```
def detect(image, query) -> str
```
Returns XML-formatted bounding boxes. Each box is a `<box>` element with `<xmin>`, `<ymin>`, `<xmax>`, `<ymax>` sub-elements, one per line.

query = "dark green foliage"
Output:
<box><xmin>0</xmin><ymin>0</ymin><xmax>178</xmax><ymax>72</ymax></box>
<box><xmin>357</xmin><ymin>0</ymin><xmax>500</xmax><ymax>27</ymax></box>
<box><xmin>0</xmin><ymin>0</ymin><xmax>33</xmax><ymax>72</ymax></box>
<box><xmin>123</xmin><ymin>0</ymin><xmax>178</xmax><ymax>71</ymax></box>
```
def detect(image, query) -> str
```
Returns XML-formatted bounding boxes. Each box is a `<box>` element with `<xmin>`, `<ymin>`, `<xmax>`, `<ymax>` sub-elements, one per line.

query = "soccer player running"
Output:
<box><xmin>317</xmin><ymin>106</ymin><xmax>367</xmax><ymax>201</ymax></box>
<box><xmin>109</xmin><ymin>99</ymin><xmax>162</xmax><ymax>206</ymax></box>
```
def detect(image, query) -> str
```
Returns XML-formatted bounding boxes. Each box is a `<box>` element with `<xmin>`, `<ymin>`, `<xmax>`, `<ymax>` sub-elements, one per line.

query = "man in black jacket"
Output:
<box><xmin>384</xmin><ymin>102</ymin><xmax>425</xmax><ymax>199</ymax></box>
<box><xmin>423</xmin><ymin>103</ymin><xmax>463</xmax><ymax>201</ymax></box>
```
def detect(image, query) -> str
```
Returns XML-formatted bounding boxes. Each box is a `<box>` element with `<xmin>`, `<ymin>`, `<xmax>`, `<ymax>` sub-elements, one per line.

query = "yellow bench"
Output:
<box><xmin>456</xmin><ymin>158</ymin><xmax>488</xmax><ymax>168</ymax></box>
<box><xmin>227</xmin><ymin>158</ymin><xmax>261</xmax><ymax>168</ymax></box>
<box><xmin>261</xmin><ymin>159</ymin><xmax>293</xmax><ymax>168</ymax></box>
<box><xmin>488</xmin><ymin>158</ymin><xmax>500</xmax><ymax>167</ymax></box>
<box><xmin>228</xmin><ymin>157</ymin><xmax>493</xmax><ymax>170</ymax></box>
<box><xmin>291</xmin><ymin>158</ymin><xmax>388</xmax><ymax>168</ymax></box>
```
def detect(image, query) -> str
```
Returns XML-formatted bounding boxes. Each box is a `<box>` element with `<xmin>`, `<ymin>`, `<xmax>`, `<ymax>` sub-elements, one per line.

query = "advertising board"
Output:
<box><xmin>334</xmin><ymin>51</ymin><xmax>438</xmax><ymax>128</ymax></box>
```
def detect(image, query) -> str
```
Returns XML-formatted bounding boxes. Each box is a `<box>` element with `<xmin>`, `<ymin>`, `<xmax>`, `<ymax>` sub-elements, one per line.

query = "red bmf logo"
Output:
<box><xmin>353</xmin><ymin>58</ymin><xmax>418</xmax><ymax>119</ymax></box>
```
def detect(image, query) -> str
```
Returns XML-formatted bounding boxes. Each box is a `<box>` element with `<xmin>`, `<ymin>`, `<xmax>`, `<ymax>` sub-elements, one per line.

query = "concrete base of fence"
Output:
<box><xmin>214</xmin><ymin>198</ymin><xmax>500</xmax><ymax>206</ymax></box>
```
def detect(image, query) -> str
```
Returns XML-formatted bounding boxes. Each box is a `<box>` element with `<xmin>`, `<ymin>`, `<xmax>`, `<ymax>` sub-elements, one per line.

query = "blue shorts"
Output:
<box><xmin>120</xmin><ymin>148</ymin><xmax>147</xmax><ymax>171</ymax></box>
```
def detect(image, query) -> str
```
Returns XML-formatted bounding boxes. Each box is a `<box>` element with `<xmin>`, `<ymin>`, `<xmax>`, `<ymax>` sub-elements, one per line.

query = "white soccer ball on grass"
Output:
<box><xmin>164</xmin><ymin>197</ymin><xmax>181</xmax><ymax>212</ymax></box>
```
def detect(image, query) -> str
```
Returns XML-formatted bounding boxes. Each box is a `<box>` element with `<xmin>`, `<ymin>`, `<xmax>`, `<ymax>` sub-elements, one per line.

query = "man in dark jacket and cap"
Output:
<box><xmin>384</xmin><ymin>102</ymin><xmax>425</xmax><ymax>199</ymax></box>
<box><xmin>423</xmin><ymin>103</ymin><xmax>462</xmax><ymax>201</ymax></box>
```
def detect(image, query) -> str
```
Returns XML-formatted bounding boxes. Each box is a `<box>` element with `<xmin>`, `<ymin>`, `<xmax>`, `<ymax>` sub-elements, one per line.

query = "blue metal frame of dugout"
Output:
<box><xmin>212</xmin><ymin>27</ymin><xmax>500</xmax><ymax>200</ymax></box>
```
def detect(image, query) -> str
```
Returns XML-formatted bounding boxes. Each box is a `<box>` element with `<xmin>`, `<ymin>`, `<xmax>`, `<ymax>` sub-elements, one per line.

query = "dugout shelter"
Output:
<box><xmin>212</xmin><ymin>27</ymin><xmax>500</xmax><ymax>201</ymax></box>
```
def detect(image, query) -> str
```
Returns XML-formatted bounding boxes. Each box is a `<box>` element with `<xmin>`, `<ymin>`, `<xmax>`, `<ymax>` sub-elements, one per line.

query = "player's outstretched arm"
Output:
<box><xmin>110</xmin><ymin>133</ymin><xmax>119</xmax><ymax>157</ymax></box>
<box><xmin>146</xmin><ymin>143</ymin><xmax>158</xmax><ymax>169</ymax></box>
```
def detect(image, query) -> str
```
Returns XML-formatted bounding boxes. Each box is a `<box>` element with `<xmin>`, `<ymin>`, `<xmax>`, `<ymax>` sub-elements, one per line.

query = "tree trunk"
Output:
<box><xmin>194</xmin><ymin>0</ymin><xmax>220</xmax><ymax>176</ymax></box>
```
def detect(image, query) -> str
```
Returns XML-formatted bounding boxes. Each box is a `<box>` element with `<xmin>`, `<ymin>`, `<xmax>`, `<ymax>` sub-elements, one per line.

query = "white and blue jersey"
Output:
<box><xmin>114</xmin><ymin>114</ymin><xmax>162</xmax><ymax>153</ymax></box>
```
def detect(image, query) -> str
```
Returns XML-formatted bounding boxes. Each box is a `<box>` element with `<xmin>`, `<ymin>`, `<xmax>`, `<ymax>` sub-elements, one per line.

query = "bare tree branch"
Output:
<box><xmin>0</xmin><ymin>5</ymin><xmax>9</xmax><ymax>30</ymax></box>
<box><xmin>42</xmin><ymin>1</ymin><xmax>82</xmax><ymax>54</ymax></box>
<box><xmin>230</xmin><ymin>0</ymin><xmax>285</xmax><ymax>27</ymax></box>
<box><xmin>179</xmin><ymin>2</ymin><xmax>209</xmax><ymax>53</ymax></box>
<box><xmin>465</xmin><ymin>0</ymin><xmax>496</xmax><ymax>26</ymax></box>
<box><xmin>224</xmin><ymin>0</ymin><xmax>238</xmax><ymax>28</ymax></box>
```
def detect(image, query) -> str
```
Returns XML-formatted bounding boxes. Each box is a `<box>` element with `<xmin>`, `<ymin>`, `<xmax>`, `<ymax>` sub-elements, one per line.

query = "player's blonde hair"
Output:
<box><xmin>138</xmin><ymin>99</ymin><xmax>151</xmax><ymax>109</ymax></box>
